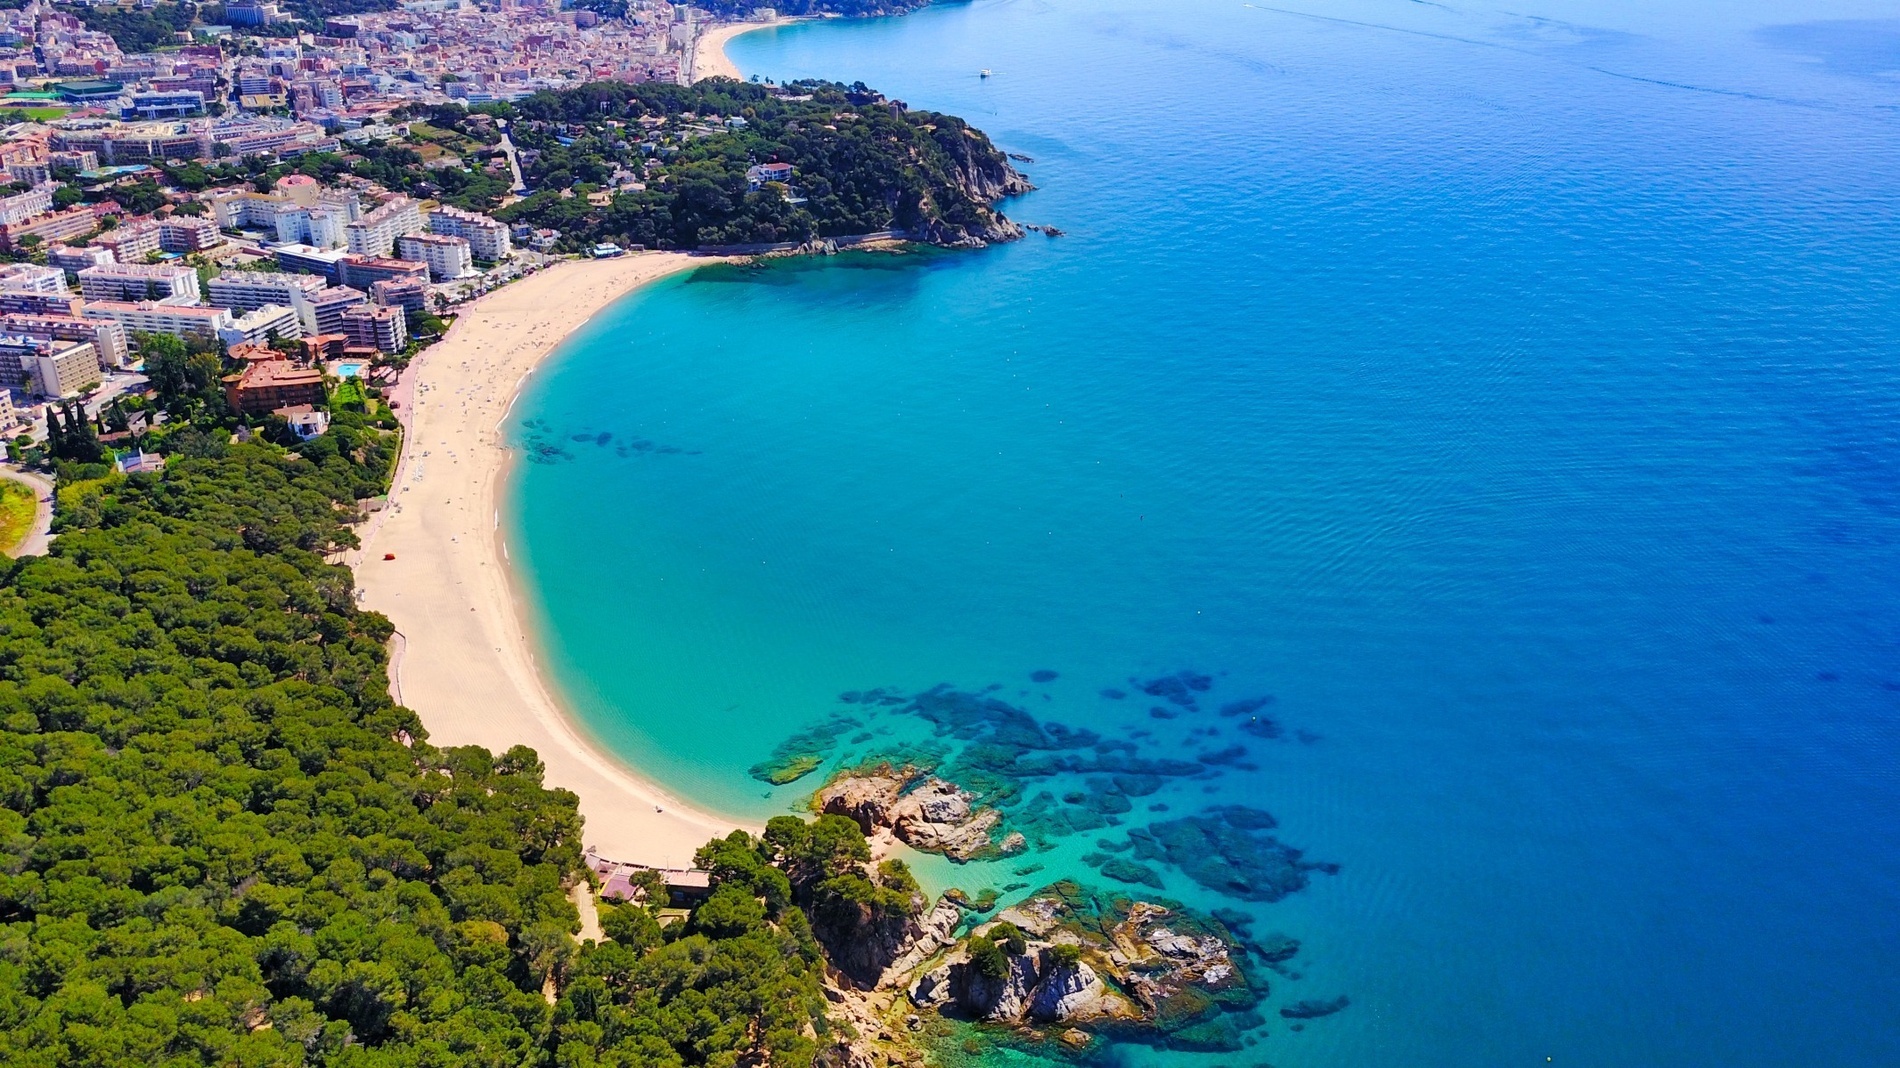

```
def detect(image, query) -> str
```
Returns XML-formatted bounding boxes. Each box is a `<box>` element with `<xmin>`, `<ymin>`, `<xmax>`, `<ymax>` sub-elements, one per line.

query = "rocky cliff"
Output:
<box><xmin>817</xmin><ymin>766</ymin><xmax>1027</xmax><ymax>861</ymax></box>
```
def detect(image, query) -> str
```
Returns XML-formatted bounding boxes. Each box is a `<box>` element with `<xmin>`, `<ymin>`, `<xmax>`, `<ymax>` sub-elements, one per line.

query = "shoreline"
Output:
<box><xmin>356</xmin><ymin>253</ymin><xmax>753</xmax><ymax>868</ymax></box>
<box><xmin>692</xmin><ymin>19</ymin><xmax>790</xmax><ymax>83</ymax></box>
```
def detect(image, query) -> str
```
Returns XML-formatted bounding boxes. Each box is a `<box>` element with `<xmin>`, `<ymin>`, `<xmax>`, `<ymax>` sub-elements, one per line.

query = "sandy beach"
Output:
<box><xmin>692</xmin><ymin>21</ymin><xmax>781</xmax><ymax>83</ymax></box>
<box><xmin>356</xmin><ymin>253</ymin><xmax>750</xmax><ymax>868</ymax></box>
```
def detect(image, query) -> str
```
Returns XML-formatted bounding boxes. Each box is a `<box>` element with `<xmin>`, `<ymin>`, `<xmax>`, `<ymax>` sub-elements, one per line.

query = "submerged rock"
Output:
<box><xmin>1126</xmin><ymin>806</ymin><xmax>1334</xmax><ymax>902</ymax></box>
<box><xmin>1279</xmin><ymin>996</ymin><xmax>1349</xmax><ymax>1020</ymax></box>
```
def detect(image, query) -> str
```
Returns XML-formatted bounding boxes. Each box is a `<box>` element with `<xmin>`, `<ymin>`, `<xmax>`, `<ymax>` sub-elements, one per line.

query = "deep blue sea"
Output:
<box><xmin>509</xmin><ymin>1</ymin><xmax>1900</xmax><ymax>1064</ymax></box>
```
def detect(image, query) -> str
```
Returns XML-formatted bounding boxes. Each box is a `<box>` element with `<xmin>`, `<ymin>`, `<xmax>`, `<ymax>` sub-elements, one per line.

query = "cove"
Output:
<box><xmin>511</xmin><ymin>0</ymin><xmax>1900</xmax><ymax>1064</ymax></box>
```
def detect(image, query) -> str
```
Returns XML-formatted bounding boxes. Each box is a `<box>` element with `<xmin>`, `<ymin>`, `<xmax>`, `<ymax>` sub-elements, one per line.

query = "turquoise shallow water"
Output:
<box><xmin>511</xmin><ymin>1</ymin><xmax>1900</xmax><ymax>1064</ymax></box>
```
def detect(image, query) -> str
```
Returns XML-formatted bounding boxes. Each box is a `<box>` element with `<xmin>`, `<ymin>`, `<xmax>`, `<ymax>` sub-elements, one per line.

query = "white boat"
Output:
<box><xmin>980</xmin><ymin>69</ymin><xmax>992</xmax><ymax>78</ymax></box>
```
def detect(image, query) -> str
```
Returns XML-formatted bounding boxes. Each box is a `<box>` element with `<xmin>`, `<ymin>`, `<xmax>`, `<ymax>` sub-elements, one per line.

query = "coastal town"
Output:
<box><xmin>0</xmin><ymin>0</ymin><xmax>783</xmax><ymax>474</ymax></box>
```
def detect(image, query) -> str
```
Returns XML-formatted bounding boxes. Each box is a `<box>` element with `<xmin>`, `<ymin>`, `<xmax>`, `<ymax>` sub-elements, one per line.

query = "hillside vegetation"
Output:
<box><xmin>0</xmin><ymin>442</ymin><xmax>831</xmax><ymax>1067</ymax></box>
<box><xmin>483</xmin><ymin>78</ymin><xmax>1028</xmax><ymax>251</ymax></box>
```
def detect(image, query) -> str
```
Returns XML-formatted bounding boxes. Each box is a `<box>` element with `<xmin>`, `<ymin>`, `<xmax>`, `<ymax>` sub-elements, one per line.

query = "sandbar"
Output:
<box><xmin>356</xmin><ymin>253</ymin><xmax>751</xmax><ymax>868</ymax></box>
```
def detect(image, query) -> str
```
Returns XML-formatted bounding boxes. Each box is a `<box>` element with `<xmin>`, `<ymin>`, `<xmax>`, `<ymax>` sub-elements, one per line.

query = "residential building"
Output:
<box><xmin>47</xmin><ymin>244</ymin><xmax>114</xmax><ymax>278</ymax></box>
<box><xmin>0</xmin><ymin>313</ymin><xmax>128</xmax><ymax>368</ymax></box>
<box><xmin>338</xmin><ymin>255</ymin><xmax>427</xmax><ymax>291</ymax></box>
<box><xmin>396</xmin><ymin>233</ymin><xmax>472</xmax><ymax>281</ymax></box>
<box><xmin>223</xmin><ymin>358</ymin><xmax>326</xmax><ymax>414</ymax></box>
<box><xmin>218</xmin><ymin>303</ymin><xmax>303</xmax><ymax>348</ymax></box>
<box><xmin>0</xmin><ymin>335</ymin><xmax>58</xmax><ymax>390</ymax></box>
<box><xmin>344</xmin><ymin>195</ymin><xmax>422</xmax><ymax>256</ymax></box>
<box><xmin>79</xmin><ymin>262</ymin><xmax>200</xmax><ymax>304</ymax></box>
<box><xmin>746</xmin><ymin>162</ymin><xmax>792</xmax><ymax>189</ymax></box>
<box><xmin>0</xmin><ymin>292</ymin><xmax>79</xmax><ymax>317</ymax></box>
<box><xmin>294</xmin><ymin>285</ymin><xmax>367</xmax><ymax>334</ymax></box>
<box><xmin>0</xmin><ymin>264</ymin><xmax>70</xmax><ymax>295</ymax></box>
<box><xmin>82</xmin><ymin>299</ymin><xmax>233</xmax><ymax>341</ymax></box>
<box><xmin>32</xmin><ymin>340</ymin><xmax>101</xmax><ymax>398</ymax></box>
<box><xmin>275</xmin><ymin>204</ymin><xmax>352</xmax><ymax>249</ymax></box>
<box><xmin>272</xmin><ymin>243</ymin><xmax>350</xmax><ymax>282</ymax></box>
<box><xmin>158</xmin><ymin>215</ymin><xmax>222</xmax><ymax>252</ymax></box>
<box><xmin>430</xmin><ymin>205</ymin><xmax>511</xmax><ymax>261</ymax></box>
<box><xmin>0</xmin><ymin>183</ymin><xmax>54</xmax><ymax>225</ymax></box>
<box><xmin>92</xmin><ymin>220</ymin><xmax>164</xmax><ymax>264</ymax></box>
<box><xmin>0</xmin><ymin>207</ymin><xmax>96</xmax><ymax>251</ymax></box>
<box><xmin>371</xmin><ymin>275</ymin><xmax>428</xmax><ymax>314</ymax></box>
<box><xmin>208</xmin><ymin>269</ymin><xmax>325</xmax><ymax>312</ymax></box>
<box><xmin>209</xmin><ymin>190</ymin><xmax>287</xmax><ymax>231</ymax></box>
<box><xmin>275</xmin><ymin>404</ymin><xmax>331</xmax><ymax>440</ymax></box>
<box><xmin>341</xmin><ymin>302</ymin><xmax>406</xmax><ymax>353</ymax></box>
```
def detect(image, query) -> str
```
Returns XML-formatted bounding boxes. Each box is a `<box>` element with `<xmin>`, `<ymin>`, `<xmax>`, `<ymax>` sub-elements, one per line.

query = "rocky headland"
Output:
<box><xmin>816</xmin><ymin>764</ymin><xmax>1027</xmax><ymax>862</ymax></box>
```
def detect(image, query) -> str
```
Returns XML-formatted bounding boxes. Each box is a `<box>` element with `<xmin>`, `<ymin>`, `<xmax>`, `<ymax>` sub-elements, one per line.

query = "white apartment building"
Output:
<box><xmin>93</xmin><ymin>221</ymin><xmax>164</xmax><ymax>264</ymax></box>
<box><xmin>211</xmin><ymin>191</ymin><xmax>287</xmax><ymax>231</ymax></box>
<box><xmin>82</xmin><ymin>299</ymin><xmax>234</xmax><ymax>341</ymax></box>
<box><xmin>0</xmin><ymin>314</ymin><xmax>128</xmax><ymax>368</ymax></box>
<box><xmin>295</xmin><ymin>285</ymin><xmax>368</xmax><ymax>335</ymax></box>
<box><xmin>79</xmin><ymin>263</ymin><xmax>201</xmax><ymax>304</ymax></box>
<box><xmin>47</xmin><ymin>246</ymin><xmax>113</xmax><ymax>279</ymax></box>
<box><xmin>345</xmin><ymin>196</ymin><xmax>423</xmax><ymax>257</ymax></box>
<box><xmin>276</xmin><ymin>204</ymin><xmax>353</xmax><ymax>249</ymax></box>
<box><xmin>395</xmin><ymin>232</ymin><xmax>473</xmax><ymax>281</ymax></box>
<box><xmin>0</xmin><ymin>183</ymin><xmax>54</xmax><ymax>226</ymax></box>
<box><xmin>0</xmin><ymin>263</ymin><xmax>70</xmax><ymax>294</ymax></box>
<box><xmin>217</xmin><ymin>304</ymin><xmax>304</xmax><ymax>348</ymax></box>
<box><xmin>208</xmin><ymin>270</ymin><xmax>326</xmax><ymax>312</ymax></box>
<box><xmin>429</xmin><ymin>205</ymin><xmax>511</xmax><ymax>261</ymax></box>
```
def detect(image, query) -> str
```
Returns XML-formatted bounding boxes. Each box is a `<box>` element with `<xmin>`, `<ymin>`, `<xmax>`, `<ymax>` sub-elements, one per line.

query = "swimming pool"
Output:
<box><xmin>336</xmin><ymin>362</ymin><xmax>365</xmax><ymax>379</ymax></box>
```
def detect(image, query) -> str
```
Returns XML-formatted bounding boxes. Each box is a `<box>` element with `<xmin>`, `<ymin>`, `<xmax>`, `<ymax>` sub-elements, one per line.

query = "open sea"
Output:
<box><xmin>508</xmin><ymin>1</ymin><xmax>1900</xmax><ymax>1064</ymax></box>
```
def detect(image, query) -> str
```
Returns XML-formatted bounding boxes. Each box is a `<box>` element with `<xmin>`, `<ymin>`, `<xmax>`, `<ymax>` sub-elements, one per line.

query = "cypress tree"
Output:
<box><xmin>43</xmin><ymin>407</ymin><xmax>63</xmax><ymax>459</ymax></box>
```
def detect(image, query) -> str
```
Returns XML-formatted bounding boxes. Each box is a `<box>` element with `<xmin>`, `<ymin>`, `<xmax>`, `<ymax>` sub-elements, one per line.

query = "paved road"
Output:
<box><xmin>495</xmin><ymin>118</ymin><xmax>529</xmax><ymax>195</ymax></box>
<box><xmin>0</xmin><ymin>466</ymin><xmax>54</xmax><ymax>558</ymax></box>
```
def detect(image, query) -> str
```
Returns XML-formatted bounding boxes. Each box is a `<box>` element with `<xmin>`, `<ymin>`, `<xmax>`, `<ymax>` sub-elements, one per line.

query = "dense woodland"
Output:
<box><xmin>481</xmin><ymin>79</ymin><xmax>1024</xmax><ymax>250</ymax></box>
<box><xmin>0</xmin><ymin>439</ymin><xmax>866</xmax><ymax>1066</ymax></box>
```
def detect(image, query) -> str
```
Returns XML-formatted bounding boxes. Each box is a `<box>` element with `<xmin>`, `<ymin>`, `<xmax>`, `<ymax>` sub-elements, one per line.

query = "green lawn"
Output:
<box><xmin>0</xmin><ymin>479</ymin><xmax>37</xmax><ymax>556</ymax></box>
<box><xmin>0</xmin><ymin>105</ymin><xmax>73</xmax><ymax>121</ymax></box>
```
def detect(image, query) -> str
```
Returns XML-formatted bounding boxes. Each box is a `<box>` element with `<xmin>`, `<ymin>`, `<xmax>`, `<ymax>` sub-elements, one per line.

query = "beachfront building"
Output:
<box><xmin>341</xmin><ymin>302</ymin><xmax>406</xmax><ymax>353</ymax></box>
<box><xmin>224</xmin><ymin>358</ymin><xmax>327</xmax><ymax>415</ymax></box>
<box><xmin>296</xmin><ymin>285</ymin><xmax>368</xmax><ymax>335</ymax></box>
<box><xmin>338</xmin><ymin>255</ymin><xmax>428</xmax><ymax>291</ymax></box>
<box><xmin>79</xmin><ymin>262</ymin><xmax>201</xmax><ymax>304</ymax></box>
<box><xmin>371</xmin><ymin>276</ymin><xmax>429</xmax><ymax>314</ymax></box>
<box><xmin>429</xmin><ymin>205</ymin><xmax>511</xmax><ymax>261</ymax></box>
<box><xmin>396</xmin><ymin>233</ymin><xmax>473</xmax><ymax>281</ymax></box>
<box><xmin>82</xmin><ymin>299</ymin><xmax>233</xmax><ymax>341</ymax></box>
<box><xmin>208</xmin><ymin>269</ymin><xmax>326</xmax><ymax>312</ymax></box>
<box><xmin>345</xmin><ymin>196</ymin><xmax>423</xmax><ymax>257</ymax></box>
<box><xmin>218</xmin><ymin>304</ymin><xmax>304</xmax><ymax>348</ymax></box>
